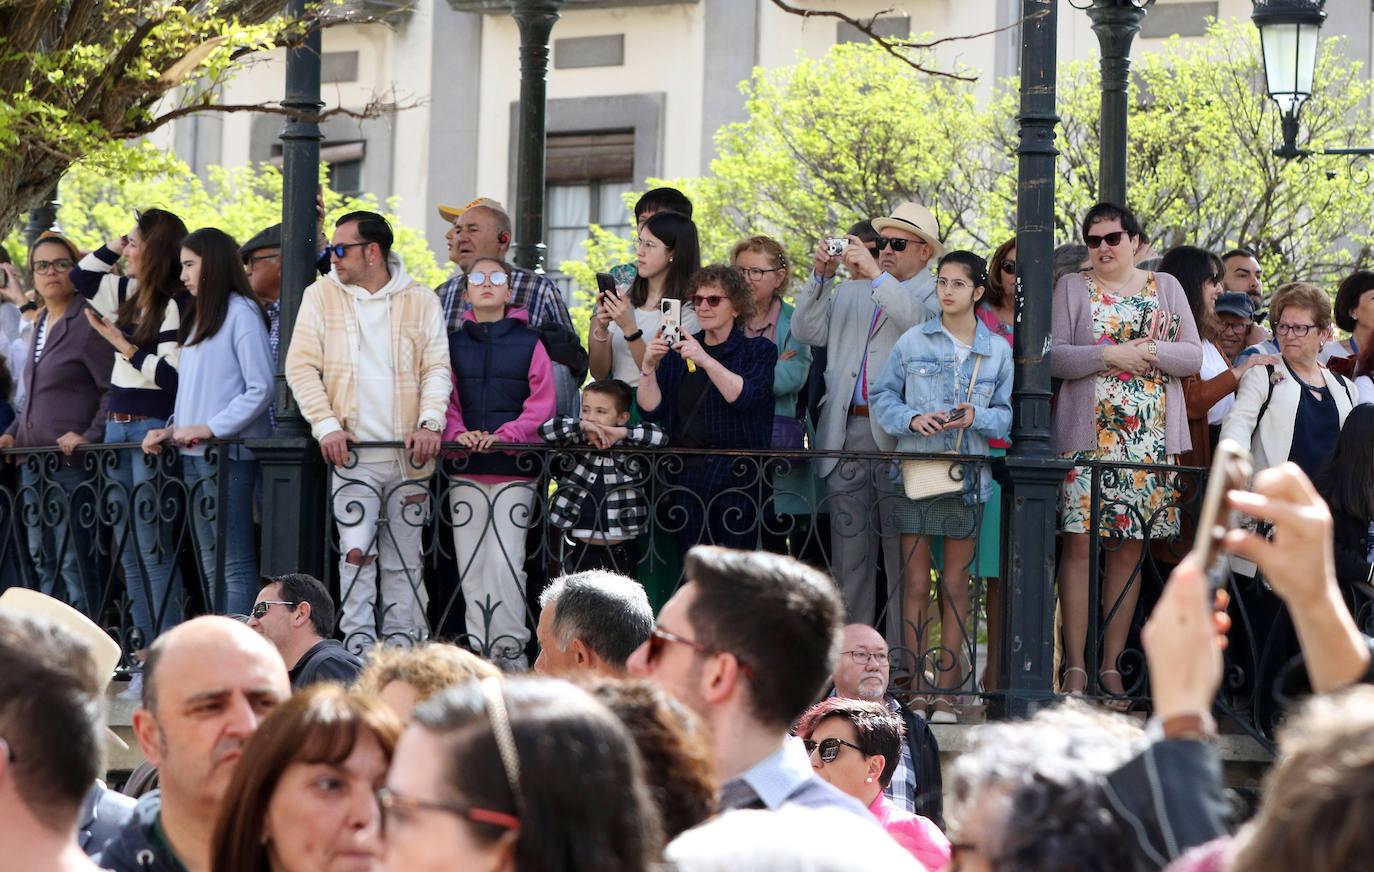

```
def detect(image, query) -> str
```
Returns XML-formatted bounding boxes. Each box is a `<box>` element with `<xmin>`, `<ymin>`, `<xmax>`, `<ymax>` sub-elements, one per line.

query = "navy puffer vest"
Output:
<box><xmin>449</xmin><ymin>315</ymin><xmax>540</xmax><ymax>477</ymax></box>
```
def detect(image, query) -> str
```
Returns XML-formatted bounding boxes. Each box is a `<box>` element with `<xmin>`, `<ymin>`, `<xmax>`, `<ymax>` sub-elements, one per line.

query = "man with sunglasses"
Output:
<box><xmin>286</xmin><ymin>211</ymin><xmax>451</xmax><ymax>652</ymax></box>
<box><xmin>627</xmin><ymin>546</ymin><xmax>875</xmax><ymax>820</ymax></box>
<box><xmin>239</xmin><ymin>204</ymin><xmax>329</xmax><ymax>368</ymax></box>
<box><xmin>247</xmin><ymin>573</ymin><xmax>362</xmax><ymax>689</ymax></box>
<box><xmin>791</xmin><ymin>202</ymin><xmax>943</xmax><ymax>642</ymax></box>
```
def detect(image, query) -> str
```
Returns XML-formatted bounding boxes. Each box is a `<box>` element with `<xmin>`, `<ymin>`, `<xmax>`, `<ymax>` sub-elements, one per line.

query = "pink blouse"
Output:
<box><xmin>868</xmin><ymin>792</ymin><xmax>950</xmax><ymax>870</ymax></box>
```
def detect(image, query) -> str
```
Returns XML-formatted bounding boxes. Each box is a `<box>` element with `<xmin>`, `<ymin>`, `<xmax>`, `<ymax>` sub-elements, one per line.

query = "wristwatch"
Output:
<box><xmin>1147</xmin><ymin>340</ymin><xmax>1159</xmax><ymax>358</ymax></box>
<box><xmin>419</xmin><ymin>418</ymin><xmax>441</xmax><ymax>434</ymax></box>
<box><xmin>1145</xmin><ymin>711</ymin><xmax>1216</xmax><ymax>743</ymax></box>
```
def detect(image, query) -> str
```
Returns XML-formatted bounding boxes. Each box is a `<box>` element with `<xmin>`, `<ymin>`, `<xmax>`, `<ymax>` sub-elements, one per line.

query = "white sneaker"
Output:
<box><xmin>116</xmin><ymin>672</ymin><xmax>144</xmax><ymax>702</ymax></box>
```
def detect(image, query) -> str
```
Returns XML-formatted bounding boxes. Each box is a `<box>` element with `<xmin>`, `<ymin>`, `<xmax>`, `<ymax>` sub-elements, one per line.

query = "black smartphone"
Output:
<box><xmin>595</xmin><ymin>272</ymin><xmax>618</xmax><ymax>300</ymax></box>
<box><xmin>1191</xmin><ymin>438</ymin><xmax>1252</xmax><ymax>594</ymax></box>
<box><xmin>944</xmin><ymin>407</ymin><xmax>967</xmax><ymax>424</ymax></box>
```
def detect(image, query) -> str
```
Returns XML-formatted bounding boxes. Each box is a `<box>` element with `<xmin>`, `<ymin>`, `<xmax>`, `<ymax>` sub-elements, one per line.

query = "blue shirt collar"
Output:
<box><xmin>917</xmin><ymin>313</ymin><xmax>997</xmax><ymax>355</ymax></box>
<box><xmin>737</xmin><ymin>737</ymin><xmax>815</xmax><ymax>810</ymax></box>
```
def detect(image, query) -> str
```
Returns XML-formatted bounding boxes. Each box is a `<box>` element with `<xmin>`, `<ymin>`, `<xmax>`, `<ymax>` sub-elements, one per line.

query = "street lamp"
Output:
<box><xmin>1071</xmin><ymin>0</ymin><xmax>1155</xmax><ymax>207</ymax></box>
<box><xmin>1251</xmin><ymin>0</ymin><xmax>1374</xmax><ymax>158</ymax></box>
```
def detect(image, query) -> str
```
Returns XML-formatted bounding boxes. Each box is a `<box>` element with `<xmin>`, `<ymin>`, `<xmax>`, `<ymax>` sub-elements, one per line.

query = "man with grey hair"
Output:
<box><xmin>533</xmin><ymin>570</ymin><xmax>653</xmax><ymax>676</ymax></box>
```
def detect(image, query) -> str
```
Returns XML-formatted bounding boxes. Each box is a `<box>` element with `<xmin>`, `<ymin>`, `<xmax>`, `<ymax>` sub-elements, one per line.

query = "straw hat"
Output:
<box><xmin>0</xmin><ymin>588</ymin><xmax>128</xmax><ymax>751</ymax></box>
<box><xmin>436</xmin><ymin>197</ymin><xmax>508</xmax><ymax>224</ymax></box>
<box><xmin>871</xmin><ymin>202</ymin><xmax>946</xmax><ymax>259</ymax></box>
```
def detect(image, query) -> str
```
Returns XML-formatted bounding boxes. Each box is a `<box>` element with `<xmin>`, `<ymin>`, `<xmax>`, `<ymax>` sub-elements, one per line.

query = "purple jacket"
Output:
<box><xmin>1050</xmin><ymin>271</ymin><xmax>1202</xmax><ymax>457</ymax></box>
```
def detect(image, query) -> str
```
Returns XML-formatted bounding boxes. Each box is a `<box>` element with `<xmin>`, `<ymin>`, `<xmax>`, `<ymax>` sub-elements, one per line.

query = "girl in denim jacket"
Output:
<box><xmin>871</xmin><ymin>250</ymin><xmax>1013</xmax><ymax>723</ymax></box>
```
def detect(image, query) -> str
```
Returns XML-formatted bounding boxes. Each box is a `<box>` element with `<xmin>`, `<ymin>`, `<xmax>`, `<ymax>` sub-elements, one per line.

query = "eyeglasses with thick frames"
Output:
<box><xmin>739</xmin><ymin>267</ymin><xmax>782</xmax><ymax>281</ymax></box>
<box><xmin>1274</xmin><ymin>322</ymin><xmax>1317</xmax><ymax>337</ymax></box>
<box><xmin>469</xmin><ymin>271</ymin><xmax>509</xmax><ymax>287</ymax></box>
<box><xmin>377</xmin><ymin>787</ymin><xmax>520</xmax><ymax>832</ymax></box>
<box><xmin>326</xmin><ymin>242</ymin><xmax>368</xmax><ymax>258</ymax></box>
<box><xmin>803</xmin><ymin>736</ymin><xmax>864</xmax><ymax>764</ymax></box>
<box><xmin>1085</xmin><ymin>231</ymin><xmax>1127</xmax><ymax>249</ymax></box>
<box><xmin>31</xmin><ymin>259</ymin><xmax>75</xmax><ymax>274</ymax></box>
<box><xmin>691</xmin><ymin>294</ymin><xmax>727</xmax><ymax>309</ymax></box>
<box><xmin>1217</xmin><ymin>321</ymin><xmax>1250</xmax><ymax>335</ymax></box>
<box><xmin>839</xmin><ymin>649</ymin><xmax>888</xmax><ymax>665</ymax></box>
<box><xmin>250</xmin><ymin>600</ymin><xmax>296</xmax><ymax>620</ymax></box>
<box><xmin>645</xmin><ymin>626</ymin><xmax>757</xmax><ymax>679</ymax></box>
<box><xmin>874</xmin><ymin>236</ymin><xmax>913</xmax><ymax>252</ymax></box>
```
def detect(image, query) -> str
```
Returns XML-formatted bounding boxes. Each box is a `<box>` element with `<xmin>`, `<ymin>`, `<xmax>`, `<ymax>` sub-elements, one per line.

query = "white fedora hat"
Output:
<box><xmin>0</xmin><ymin>588</ymin><xmax>128</xmax><ymax>751</ymax></box>
<box><xmin>872</xmin><ymin>201</ymin><xmax>946</xmax><ymax>259</ymax></box>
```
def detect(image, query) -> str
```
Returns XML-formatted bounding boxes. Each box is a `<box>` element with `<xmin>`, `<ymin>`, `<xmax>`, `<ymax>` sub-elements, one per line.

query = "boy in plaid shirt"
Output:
<box><xmin>539</xmin><ymin>379</ymin><xmax>666</xmax><ymax>576</ymax></box>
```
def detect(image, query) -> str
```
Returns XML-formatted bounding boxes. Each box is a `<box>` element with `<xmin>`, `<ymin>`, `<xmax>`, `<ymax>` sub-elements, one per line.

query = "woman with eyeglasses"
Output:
<box><xmin>141</xmin><ymin>228</ymin><xmax>274</xmax><ymax>620</ymax></box>
<box><xmin>381</xmin><ymin>676</ymin><xmax>660</xmax><ymax>872</ymax></box>
<box><xmin>71</xmin><ymin>208</ymin><xmax>189</xmax><ymax>654</ymax></box>
<box><xmin>588</xmin><ymin>211</ymin><xmax>700</xmax><ymax>392</ymax></box>
<box><xmin>1051</xmin><ymin>202</ymin><xmax>1202</xmax><ymax>702</ymax></box>
<box><xmin>1220</xmin><ymin>282</ymin><xmax>1358</xmax><ymax>481</ymax></box>
<box><xmin>795</xmin><ymin>697</ymin><xmax>950</xmax><ymax>870</ymax></box>
<box><xmin>639</xmin><ymin>264</ymin><xmax>777</xmax><ymax>552</ymax></box>
<box><xmin>0</xmin><ymin>233</ymin><xmax>109</xmax><ymax>616</ymax></box>
<box><xmin>1161</xmin><ymin>246</ymin><xmax>1280</xmax><ymax>468</ymax></box>
<box><xmin>444</xmin><ymin>256</ymin><xmax>555</xmax><ymax>668</ymax></box>
<box><xmin>210</xmin><ymin>684</ymin><xmax>401</xmax><ymax>872</ymax></box>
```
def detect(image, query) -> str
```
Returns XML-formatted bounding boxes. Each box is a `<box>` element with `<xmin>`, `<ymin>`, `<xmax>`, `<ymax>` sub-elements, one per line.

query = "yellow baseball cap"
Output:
<box><xmin>437</xmin><ymin>197</ymin><xmax>507</xmax><ymax>224</ymax></box>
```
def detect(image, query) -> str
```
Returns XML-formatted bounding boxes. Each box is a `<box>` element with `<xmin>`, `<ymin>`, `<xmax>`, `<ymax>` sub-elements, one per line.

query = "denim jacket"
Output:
<box><xmin>870</xmin><ymin>316</ymin><xmax>1014</xmax><ymax>504</ymax></box>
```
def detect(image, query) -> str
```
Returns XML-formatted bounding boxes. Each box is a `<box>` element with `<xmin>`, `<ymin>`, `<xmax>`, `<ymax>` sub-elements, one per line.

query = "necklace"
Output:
<box><xmin>1093</xmin><ymin>270</ymin><xmax>1139</xmax><ymax>295</ymax></box>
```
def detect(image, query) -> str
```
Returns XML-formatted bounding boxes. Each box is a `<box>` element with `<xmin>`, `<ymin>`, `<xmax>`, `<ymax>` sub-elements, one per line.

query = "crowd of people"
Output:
<box><xmin>0</xmin><ymin>187</ymin><xmax>1372</xmax><ymax>706</ymax></box>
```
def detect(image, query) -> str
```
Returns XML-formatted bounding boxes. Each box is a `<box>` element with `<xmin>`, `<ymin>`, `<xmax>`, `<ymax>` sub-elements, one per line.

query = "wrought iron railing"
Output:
<box><xmin>2</xmin><ymin>438</ymin><xmax>1360</xmax><ymax>746</ymax></box>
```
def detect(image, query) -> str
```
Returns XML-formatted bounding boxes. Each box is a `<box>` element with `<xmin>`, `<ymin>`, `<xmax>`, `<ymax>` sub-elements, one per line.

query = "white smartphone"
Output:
<box><xmin>660</xmin><ymin>298</ymin><xmax>682</xmax><ymax>344</ymax></box>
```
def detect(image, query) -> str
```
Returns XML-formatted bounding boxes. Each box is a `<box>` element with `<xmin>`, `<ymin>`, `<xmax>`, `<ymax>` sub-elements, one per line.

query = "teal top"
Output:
<box><xmin>769</xmin><ymin>299</ymin><xmax>812</xmax><ymax>418</ymax></box>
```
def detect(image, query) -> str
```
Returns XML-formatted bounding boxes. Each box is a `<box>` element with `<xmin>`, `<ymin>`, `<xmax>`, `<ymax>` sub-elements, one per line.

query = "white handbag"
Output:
<box><xmin>899</xmin><ymin>356</ymin><xmax>982</xmax><ymax>501</ymax></box>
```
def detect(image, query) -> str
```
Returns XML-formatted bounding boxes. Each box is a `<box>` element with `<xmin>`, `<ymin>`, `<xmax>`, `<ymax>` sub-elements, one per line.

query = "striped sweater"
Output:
<box><xmin>71</xmin><ymin>246</ymin><xmax>186</xmax><ymax>419</ymax></box>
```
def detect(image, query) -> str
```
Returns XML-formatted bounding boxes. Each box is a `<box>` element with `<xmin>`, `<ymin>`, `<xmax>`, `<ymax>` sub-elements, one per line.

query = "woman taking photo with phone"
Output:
<box><xmin>72</xmin><ymin>207</ymin><xmax>189</xmax><ymax>652</ymax></box>
<box><xmin>588</xmin><ymin>211</ymin><xmax>700</xmax><ymax>391</ymax></box>
<box><xmin>141</xmin><ymin>227</ymin><xmax>274</xmax><ymax>619</ymax></box>
<box><xmin>871</xmin><ymin>250</ymin><xmax>1012</xmax><ymax>723</ymax></box>
<box><xmin>1050</xmin><ymin>202</ymin><xmax>1202</xmax><ymax>704</ymax></box>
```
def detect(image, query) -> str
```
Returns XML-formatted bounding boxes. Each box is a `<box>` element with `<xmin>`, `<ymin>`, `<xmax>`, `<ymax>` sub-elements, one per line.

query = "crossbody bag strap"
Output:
<box><xmin>952</xmin><ymin>355</ymin><xmax>984</xmax><ymax>454</ymax></box>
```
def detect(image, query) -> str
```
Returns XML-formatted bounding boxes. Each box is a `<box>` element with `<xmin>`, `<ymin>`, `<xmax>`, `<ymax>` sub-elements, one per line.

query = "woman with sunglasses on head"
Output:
<box><xmin>1051</xmin><ymin>202</ymin><xmax>1202</xmax><ymax>703</ymax></box>
<box><xmin>588</xmin><ymin>211</ymin><xmax>700</xmax><ymax>393</ymax></box>
<box><xmin>1161</xmin><ymin>245</ymin><xmax>1280</xmax><ymax>468</ymax></box>
<box><xmin>141</xmin><ymin>228</ymin><xmax>274</xmax><ymax>620</ymax></box>
<box><xmin>871</xmin><ymin>251</ymin><xmax>1013</xmax><ymax>723</ymax></box>
<box><xmin>444</xmin><ymin>256</ymin><xmax>555</xmax><ymax>668</ymax></box>
<box><xmin>71</xmin><ymin>208</ymin><xmax>189</xmax><ymax>653</ymax></box>
<box><xmin>210</xmin><ymin>684</ymin><xmax>401</xmax><ymax>872</ymax></box>
<box><xmin>795</xmin><ymin>697</ymin><xmax>950</xmax><ymax>870</ymax></box>
<box><xmin>381</xmin><ymin>676</ymin><xmax>660</xmax><ymax>872</ymax></box>
<box><xmin>639</xmin><ymin>264</ymin><xmax>777</xmax><ymax>552</ymax></box>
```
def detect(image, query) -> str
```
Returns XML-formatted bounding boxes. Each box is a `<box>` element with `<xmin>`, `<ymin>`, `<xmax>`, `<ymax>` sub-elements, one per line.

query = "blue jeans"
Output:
<box><xmin>105</xmin><ymin>417</ymin><xmax>183</xmax><ymax>645</ymax></box>
<box><xmin>21</xmin><ymin>462</ymin><xmax>99</xmax><ymax>615</ymax></box>
<box><xmin>184</xmin><ymin>454</ymin><xmax>258</xmax><ymax>617</ymax></box>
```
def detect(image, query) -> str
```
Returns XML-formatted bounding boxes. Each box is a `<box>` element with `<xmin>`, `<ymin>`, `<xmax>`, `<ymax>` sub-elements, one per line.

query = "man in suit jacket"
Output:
<box><xmin>790</xmin><ymin>202</ymin><xmax>942</xmax><ymax>639</ymax></box>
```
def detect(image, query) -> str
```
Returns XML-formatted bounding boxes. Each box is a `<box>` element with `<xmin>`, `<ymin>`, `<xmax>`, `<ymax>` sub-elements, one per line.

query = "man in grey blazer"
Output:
<box><xmin>790</xmin><ymin>202</ymin><xmax>942</xmax><ymax>641</ymax></box>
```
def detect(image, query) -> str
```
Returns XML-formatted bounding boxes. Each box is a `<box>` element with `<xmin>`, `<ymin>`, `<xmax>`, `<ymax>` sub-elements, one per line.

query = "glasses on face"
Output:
<box><xmin>1218</xmin><ymin>320</ymin><xmax>1249</xmax><ymax>335</ymax></box>
<box><xmin>377</xmin><ymin>787</ymin><xmax>520</xmax><ymax>833</ymax></box>
<box><xmin>802</xmin><ymin>736</ymin><xmax>865</xmax><ymax>764</ymax></box>
<box><xmin>936</xmin><ymin>277</ymin><xmax>974</xmax><ymax>292</ymax></box>
<box><xmin>327</xmin><ymin>242</ymin><xmax>368</xmax><ymax>259</ymax></box>
<box><xmin>645</xmin><ymin>625</ymin><xmax>757</xmax><ymax>679</ymax></box>
<box><xmin>874</xmin><ymin>236</ymin><xmax>913</xmax><ymax>253</ymax></box>
<box><xmin>691</xmin><ymin>294</ymin><xmax>727</xmax><ymax>309</ymax></box>
<box><xmin>1085</xmin><ymin>231</ymin><xmax>1126</xmax><ymax>249</ymax></box>
<box><xmin>470</xmin><ymin>270</ymin><xmax>509</xmax><ymax>287</ymax></box>
<box><xmin>739</xmin><ymin>267</ymin><xmax>782</xmax><ymax>281</ymax></box>
<box><xmin>637</xmin><ymin>238</ymin><xmax>662</xmax><ymax>251</ymax></box>
<box><xmin>247</xmin><ymin>252</ymin><xmax>280</xmax><ymax>268</ymax></box>
<box><xmin>1000</xmin><ymin>260</ymin><xmax>1017</xmax><ymax>275</ymax></box>
<box><xmin>840</xmin><ymin>649</ymin><xmax>888</xmax><ymax>665</ymax></box>
<box><xmin>250</xmin><ymin>600</ymin><xmax>296</xmax><ymax>620</ymax></box>
<box><xmin>1275</xmin><ymin>322</ymin><xmax>1316</xmax><ymax>337</ymax></box>
<box><xmin>32</xmin><ymin>259</ymin><xmax>75</xmax><ymax>274</ymax></box>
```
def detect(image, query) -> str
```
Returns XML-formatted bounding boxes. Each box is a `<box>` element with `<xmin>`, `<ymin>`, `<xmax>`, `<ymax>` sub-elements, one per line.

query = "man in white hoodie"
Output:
<box><xmin>286</xmin><ymin>211</ymin><xmax>451</xmax><ymax>651</ymax></box>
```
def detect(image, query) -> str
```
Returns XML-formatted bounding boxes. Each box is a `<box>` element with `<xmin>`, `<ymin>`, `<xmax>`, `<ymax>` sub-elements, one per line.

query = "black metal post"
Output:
<box><xmin>1086</xmin><ymin>1</ymin><xmax>1150</xmax><ymax>206</ymax></box>
<box><xmin>23</xmin><ymin>186</ymin><xmax>59</xmax><ymax>248</ymax></box>
<box><xmin>994</xmin><ymin>0</ymin><xmax>1069</xmax><ymax>718</ymax></box>
<box><xmin>248</xmin><ymin>0</ymin><xmax>326</xmax><ymax>579</ymax></box>
<box><xmin>510</xmin><ymin>0</ymin><xmax>562</xmax><ymax>272</ymax></box>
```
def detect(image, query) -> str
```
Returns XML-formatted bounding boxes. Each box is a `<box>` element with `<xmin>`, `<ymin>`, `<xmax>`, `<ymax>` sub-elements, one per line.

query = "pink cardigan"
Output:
<box><xmin>1050</xmin><ymin>271</ymin><xmax>1202</xmax><ymax>457</ymax></box>
<box><xmin>868</xmin><ymin>793</ymin><xmax>949</xmax><ymax>871</ymax></box>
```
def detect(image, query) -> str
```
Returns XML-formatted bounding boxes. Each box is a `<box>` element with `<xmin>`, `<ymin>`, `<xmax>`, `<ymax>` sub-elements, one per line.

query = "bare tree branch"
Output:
<box><xmin>130</xmin><ymin>94</ymin><xmax>421</xmax><ymax>136</ymax></box>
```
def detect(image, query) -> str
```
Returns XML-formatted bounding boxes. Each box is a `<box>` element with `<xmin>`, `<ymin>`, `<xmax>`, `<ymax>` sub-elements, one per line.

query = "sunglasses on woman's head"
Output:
<box><xmin>874</xmin><ymin>237</ymin><xmax>911</xmax><ymax>252</ymax></box>
<box><xmin>691</xmin><ymin>294</ymin><xmax>727</xmax><ymax>308</ymax></box>
<box><xmin>1085</xmin><ymin>231</ymin><xmax>1126</xmax><ymax>249</ymax></box>
<box><xmin>803</xmin><ymin>736</ymin><xmax>864</xmax><ymax>764</ymax></box>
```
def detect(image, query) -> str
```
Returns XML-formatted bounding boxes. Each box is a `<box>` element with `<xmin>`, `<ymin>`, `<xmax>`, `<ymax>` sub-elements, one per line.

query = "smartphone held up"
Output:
<box><xmin>1190</xmin><ymin>438</ymin><xmax>1253</xmax><ymax>594</ymax></box>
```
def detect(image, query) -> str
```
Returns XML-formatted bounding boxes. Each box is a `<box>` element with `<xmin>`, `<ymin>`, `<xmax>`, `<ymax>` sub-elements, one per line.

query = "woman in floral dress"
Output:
<box><xmin>1050</xmin><ymin>203</ymin><xmax>1202</xmax><ymax>702</ymax></box>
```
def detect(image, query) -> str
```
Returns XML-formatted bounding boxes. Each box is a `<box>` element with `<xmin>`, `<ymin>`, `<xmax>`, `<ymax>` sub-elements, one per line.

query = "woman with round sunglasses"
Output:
<box><xmin>1051</xmin><ymin>201</ymin><xmax>1202</xmax><ymax>703</ymax></box>
<box><xmin>381</xmin><ymin>676</ymin><xmax>660</xmax><ymax>872</ymax></box>
<box><xmin>444</xmin><ymin>256</ymin><xmax>555</xmax><ymax>668</ymax></box>
<box><xmin>210</xmin><ymin>684</ymin><xmax>400</xmax><ymax>872</ymax></box>
<box><xmin>639</xmin><ymin>264</ymin><xmax>777</xmax><ymax>552</ymax></box>
<box><xmin>795</xmin><ymin>697</ymin><xmax>950</xmax><ymax>870</ymax></box>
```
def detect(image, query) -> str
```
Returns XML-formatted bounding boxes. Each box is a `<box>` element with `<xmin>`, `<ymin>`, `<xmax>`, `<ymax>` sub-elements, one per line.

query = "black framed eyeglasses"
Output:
<box><xmin>31</xmin><ymin>259</ymin><xmax>75</xmax><ymax>274</ymax></box>
<box><xmin>802</xmin><ymin>736</ymin><xmax>864</xmax><ymax>764</ymax></box>
<box><xmin>250</xmin><ymin>600</ymin><xmax>296</xmax><ymax>620</ymax></box>
<box><xmin>1274</xmin><ymin>322</ymin><xmax>1316</xmax><ymax>337</ymax></box>
<box><xmin>1085</xmin><ymin>231</ymin><xmax>1126</xmax><ymax>249</ymax></box>
<box><xmin>326</xmin><ymin>242</ymin><xmax>368</xmax><ymax>258</ymax></box>
<box><xmin>740</xmin><ymin>266</ymin><xmax>782</xmax><ymax>281</ymax></box>
<box><xmin>645</xmin><ymin>625</ymin><xmax>757</xmax><ymax>679</ymax></box>
<box><xmin>377</xmin><ymin>786</ymin><xmax>520</xmax><ymax>832</ymax></box>
<box><xmin>874</xmin><ymin>236</ymin><xmax>911</xmax><ymax>252</ymax></box>
<box><xmin>247</xmin><ymin>252</ymin><xmax>281</xmax><ymax>267</ymax></box>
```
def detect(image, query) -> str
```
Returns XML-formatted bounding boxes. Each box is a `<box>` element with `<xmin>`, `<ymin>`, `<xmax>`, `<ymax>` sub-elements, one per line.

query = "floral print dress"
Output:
<box><xmin>1059</xmin><ymin>274</ymin><xmax>1179</xmax><ymax>539</ymax></box>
